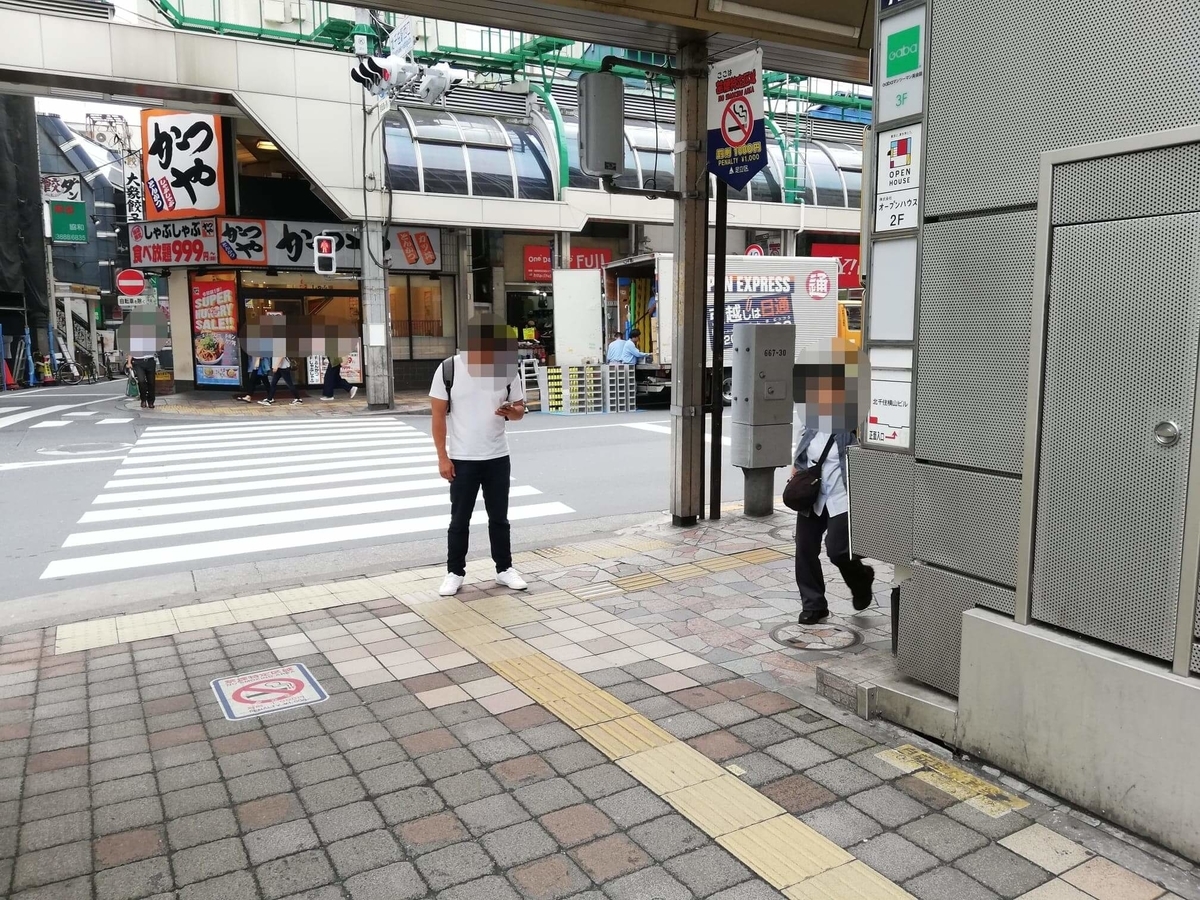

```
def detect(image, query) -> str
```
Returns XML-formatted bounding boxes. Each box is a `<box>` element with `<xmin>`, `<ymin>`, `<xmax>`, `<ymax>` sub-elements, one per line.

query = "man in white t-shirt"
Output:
<box><xmin>430</xmin><ymin>314</ymin><xmax>527</xmax><ymax>596</ymax></box>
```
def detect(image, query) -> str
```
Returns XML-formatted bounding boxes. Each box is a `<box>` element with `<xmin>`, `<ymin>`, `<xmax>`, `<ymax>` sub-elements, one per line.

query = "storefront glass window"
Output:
<box><xmin>384</xmin><ymin>116</ymin><xmax>421</xmax><ymax>192</ymax></box>
<box><xmin>390</xmin><ymin>273</ymin><xmax>456</xmax><ymax>361</ymax></box>
<box><xmin>419</xmin><ymin>142</ymin><xmax>470</xmax><ymax>195</ymax></box>
<box><xmin>405</xmin><ymin>108</ymin><xmax>463</xmax><ymax>142</ymax></box>
<box><xmin>507</xmin><ymin>124</ymin><xmax>554</xmax><ymax>200</ymax></box>
<box><xmin>467</xmin><ymin>146</ymin><xmax>515</xmax><ymax>198</ymax></box>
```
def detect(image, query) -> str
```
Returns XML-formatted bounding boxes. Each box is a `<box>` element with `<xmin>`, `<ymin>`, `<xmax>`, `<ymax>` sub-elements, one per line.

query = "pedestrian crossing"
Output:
<box><xmin>40</xmin><ymin>417</ymin><xmax>575</xmax><ymax>580</ymax></box>
<box><xmin>0</xmin><ymin>403</ymin><xmax>131</xmax><ymax>428</ymax></box>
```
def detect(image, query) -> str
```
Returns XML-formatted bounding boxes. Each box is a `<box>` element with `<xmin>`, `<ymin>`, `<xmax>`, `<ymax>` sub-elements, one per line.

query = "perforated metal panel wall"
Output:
<box><xmin>899</xmin><ymin>564</ymin><xmax>1016</xmax><ymax>696</ymax></box>
<box><xmin>1052</xmin><ymin>144</ymin><xmax>1200</xmax><ymax>227</ymax></box>
<box><xmin>915</xmin><ymin>211</ymin><xmax>1036</xmax><ymax>473</ymax></box>
<box><xmin>924</xmin><ymin>0</ymin><xmax>1200</xmax><ymax>217</ymax></box>
<box><xmin>1032</xmin><ymin>213</ymin><xmax>1200</xmax><ymax>661</ymax></box>
<box><xmin>847</xmin><ymin>447</ymin><xmax>913</xmax><ymax>567</ymax></box>
<box><xmin>914</xmin><ymin>465</ymin><xmax>1021</xmax><ymax>590</ymax></box>
<box><xmin>1192</xmin><ymin>642</ymin><xmax>1200</xmax><ymax>675</ymax></box>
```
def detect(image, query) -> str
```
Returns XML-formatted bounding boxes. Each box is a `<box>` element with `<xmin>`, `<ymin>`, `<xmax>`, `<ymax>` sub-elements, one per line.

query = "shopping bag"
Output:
<box><xmin>126</xmin><ymin>375</ymin><xmax>139</xmax><ymax>398</ymax></box>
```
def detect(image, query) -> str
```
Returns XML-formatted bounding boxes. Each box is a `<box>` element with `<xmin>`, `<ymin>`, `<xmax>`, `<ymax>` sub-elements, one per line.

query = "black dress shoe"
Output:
<box><xmin>797</xmin><ymin>609</ymin><xmax>830</xmax><ymax>625</ymax></box>
<box><xmin>852</xmin><ymin>594</ymin><xmax>873</xmax><ymax>611</ymax></box>
<box><xmin>852</xmin><ymin>566</ymin><xmax>876</xmax><ymax>610</ymax></box>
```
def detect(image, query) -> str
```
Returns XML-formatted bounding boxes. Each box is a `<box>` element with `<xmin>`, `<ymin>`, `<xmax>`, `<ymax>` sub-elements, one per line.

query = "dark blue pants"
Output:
<box><xmin>447</xmin><ymin>456</ymin><xmax>512</xmax><ymax>576</ymax></box>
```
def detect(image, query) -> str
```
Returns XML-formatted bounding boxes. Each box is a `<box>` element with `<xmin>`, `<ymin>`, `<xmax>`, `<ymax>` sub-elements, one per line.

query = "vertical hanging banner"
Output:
<box><xmin>141</xmin><ymin>110</ymin><xmax>226</xmax><ymax>220</ymax></box>
<box><xmin>123</xmin><ymin>152</ymin><xmax>145</xmax><ymax>222</ymax></box>
<box><xmin>707</xmin><ymin>48</ymin><xmax>767</xmax><ymax>191</ymax></box>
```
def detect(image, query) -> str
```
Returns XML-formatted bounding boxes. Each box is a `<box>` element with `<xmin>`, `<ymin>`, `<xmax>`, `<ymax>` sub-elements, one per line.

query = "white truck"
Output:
<box><xmin>601</xmin><ymin>253</ymin><xmax>854</xmax><ymax>405</ymax></box>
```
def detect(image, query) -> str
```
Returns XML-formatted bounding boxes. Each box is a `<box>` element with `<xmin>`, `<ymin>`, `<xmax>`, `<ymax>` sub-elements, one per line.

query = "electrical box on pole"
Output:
<box><xmin>314</xmin><ymin>235</ymin><xmax>337</xmax><ymax>275</ymax></box>
<box><xmin>579</xmin><ymin>72</ymin><xmax>626</xmax><ymax>178</ymax></box>
<box><xmin>730</xmin><ymin>322</ymin><xmax>795</xmax><ymax>515</ymax></box>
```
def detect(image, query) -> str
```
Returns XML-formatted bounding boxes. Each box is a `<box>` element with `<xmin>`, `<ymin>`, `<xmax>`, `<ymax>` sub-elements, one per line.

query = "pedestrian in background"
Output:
<box><xmin>791</xmin><ymin>372</ymin><xmax>874</xmax><ymax>624</ymax></box>
<box><xmin>430</xmin><ymin>313</ymin><xmax>527</xmax><ymax>597</ymax></box>
<box><xmin>236</xmin><ymin>356</ymin><xmax>271</xmax><ymax>403</ymax></box>
<box><xmin>259</xmin><ymin>354</ymin><xmax>302</xmax><ymax>406</ymax></box>
<box><xmin>320</xmin><ymin>356</ymin><xmax>358</xmax><ymax>401</ymax></box>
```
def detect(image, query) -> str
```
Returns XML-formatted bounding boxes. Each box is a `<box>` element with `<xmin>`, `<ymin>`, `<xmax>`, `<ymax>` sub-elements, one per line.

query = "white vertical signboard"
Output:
<box><xmin>876</xmin><ymin>4</ymin><xmax>926</xmax><ymax>123</ymax></box>
<box><xmin>875</xmin><ymin>123</ymin><xmax>922</xmax><ymax>232</ymax></box>
<box><xmin>867</xmin><ymin>370</ymin><xmax>912</xmax><ymax>449</ymax></box>
<box><xmin>123</xmin><ymin>153</ymin><xmax>145</xmax><ymax>222</ymax></box>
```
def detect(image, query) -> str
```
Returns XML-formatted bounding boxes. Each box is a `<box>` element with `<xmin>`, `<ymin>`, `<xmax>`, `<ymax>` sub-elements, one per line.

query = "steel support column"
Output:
<box><xmin>361</xmin><ymin>219</ymin><xmax>394</xmax><ymax>409</ymax></box>
<box><xmin>669</xmin><ymin>40</ymin><xmax>708</xmax><ymax>526</ymax></box>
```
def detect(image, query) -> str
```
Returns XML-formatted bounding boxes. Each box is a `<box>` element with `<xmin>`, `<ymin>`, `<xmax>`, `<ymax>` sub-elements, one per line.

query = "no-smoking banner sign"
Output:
<box><xmin>706</xmin><ymin>47</ymin><xmax>767</xmax><ymax>191</ymax></box>
<box><xmin>212</xmin><ymin>664</ymin><xmax>327</xmax><ymax>720</ymax></box>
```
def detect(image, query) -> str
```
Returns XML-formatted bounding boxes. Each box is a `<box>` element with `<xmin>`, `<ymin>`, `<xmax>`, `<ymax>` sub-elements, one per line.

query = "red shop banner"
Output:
<box><xmin>809</xmin><ymin>242</ymin><xmax>861</xmax><ymax>289</ymax></box>
<box><xmin>191</xmin><ymin>275</ymin><xmax>241</xmax><ymax>387</ymax></box>
<box><xmin>523</xmin><ymin>245</ymin><xmax>553</xmax><ymax>282</ymax></box>
<box><xmin>569</xmin><ymin>247</ymin><xmax>614</xmax><ymax>270</ymax></box>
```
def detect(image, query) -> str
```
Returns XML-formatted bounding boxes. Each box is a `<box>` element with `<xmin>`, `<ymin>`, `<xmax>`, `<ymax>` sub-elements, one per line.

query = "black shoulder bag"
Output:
<box><xmin>782</xmin><ymin>435</ymin><xmax>836</xmax><ymax>512</ymax></box>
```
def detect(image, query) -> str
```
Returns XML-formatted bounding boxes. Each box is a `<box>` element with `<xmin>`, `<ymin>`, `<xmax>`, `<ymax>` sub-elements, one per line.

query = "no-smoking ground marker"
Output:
<box><xmin>212</xmin><ymin>664</ymin><xmax>327</xmax><ymax>720</ymax></box>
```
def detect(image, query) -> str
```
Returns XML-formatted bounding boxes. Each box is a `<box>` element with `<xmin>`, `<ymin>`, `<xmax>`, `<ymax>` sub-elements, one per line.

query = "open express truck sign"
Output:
<box><xmin>707</xmin><ymin>48</ymin><xmax>767</xmax><ymax>191</ymax></box>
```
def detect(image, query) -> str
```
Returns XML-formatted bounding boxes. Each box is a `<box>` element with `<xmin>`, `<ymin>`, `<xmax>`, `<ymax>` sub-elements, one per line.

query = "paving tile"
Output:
<box><xmin>643</xmin><ymin>673</ymin><xmax>699</xmax><ymax>693</ymax></box>
<box><xmin>570</xmin><ymin>833</ymin><xmax>651</xmax><ymax>883</ymax></box>
<box><xmin>899</xmin><ymin>813</ymin><xmax>991</xmax><ymax>861</ymax></box>
<box><xmin>414</xmin><ymin>841</ymin><xmax>495</xmax><ymax>891</ymax></box>
<box><xmin>19</xmin><ymin>809</ymin><xmax>89</xmax><ymax>852</ymax></box>
<box><xmin>998</xmin><ymin>824</ymin><xmax>1093</xmax><ymax>875</ymax></box>
<box><xmin>244</xmin><ymin>818</ymin><xmax>320</xmax><ymax>865</ymax></box>
<box><xmin>10</xmin><ymin>874</ymin><xmax>93</xmax><ymax>900</ymax></box>
<box><xmin>905</xmin><ymin>864</ymin><xmax>1001</xmax><ymax>900</ymax></box>
<box><xmin>417</xmin><ymin>748</ymin><xmax>479</xmax><ymax>781</ymax></box>
<box><xmin>740</xmin><ymin>692</ymin><xmax>799</xmax><ymax>716</ymax></box>
<box><xmin>686</xmin><ymin>730</ymin><xmax>753</xmax><ymax>762</ymax></box>
<box><xmin>343</xmin><ymin>861</ymin><xmax>427</xmax><ymax>900</ymax></box>
<box><xmin>944</xmin><ymin>803</ymin><xmax>1032</xmax><ymax>840</ymax></box>
<box><xmin>498</xmin><ymin>706</ymin><xmax>558</xmax><ymax>731</ymax></box>
<box><xmin>236</xmin><ymin>792</ymin><xmax>304</xmax><ymax>831</ymax></box>
<box><xmin>805</xmin><ymin>758</ymin><xmax>883</xmax><ymax>796</ymax></box>
<box><xmin>508</xmin><ymin>854</ymin><xmax>593</xmax><ymax>900</ymax></box>
<box><xmin>567</xmin><ymin>763</ymin><xmax>638</xmax><ymax>800</ymax></box>
<box><xmin>312</xmin><ymin>799</ymin><xmax>384</xmax><ymax>843</ymax></box>
<box><xmin>723</xmin><ymin>751</ymin><xmax>792</xmax><ymax>787</ymax></box>
<box><xmin>1016</xmin><ymin>881</ymin><xmax>1096</xmax><ymax>900</ymax></box>
<box><xmin>799</xmin><ymin>800</ymin><xmax>883</xmax><ymax>847</ymax></box>
<box><xmin>256</xmin><ymin>850</ymin><xmax>335</xmax><ymax>900</ymax></box>
<box><xmin>399</xmin><ymin>727</ymin><xmax>460</xmax><ymax>757</ymax></box>
<box><xmin>173</xmin><ymin>836</ymin><xmax>248</xmax><ymax>885</ymax></box>
<box><xmin>93</xmin><ymin>856</ymin><xmax>173</xmax><ymax>900</ymax></box>
<box><xmin>847</xmin><ymin>783</ymin><xmax>929</xmax><ymax>827</ymax></box>
<box><xmin>360</xmin><ymin>761</ymin><xmax>424</xmax><ymax>797</ymax></box>
<box><xmin>328</xmin><ymin>829</ymin><xmax>405</xmax><ymax>878</ymax></box>
<box><xmin>895</xmin><ymin>774</ymin><xmax>959</xmax><ymax>810</ymax></box>
<box><xmin>515</xmin><ymin>777</ymin><xmax>588</xmax><ymax>816</ymax></box>
<box><xmin>437</xmin><ymin>769</ymin><xmax>502</xmax><ymax>806</ymax></box>
<box><xmin>480</xmin><ymin>820</ymin><xmax>560</xmax><ymax>868</ymax></box>
<box><xmin>855</xmin><ymin>831</ymin><xmax>940</xmax><ymax>882</ymax></box>
<box><xmin>375</xmin><ymin>785</ymin><xmax>445</xmax><ymax>825</ymax></box>
<box><xmin>540</xmin><ymin>803</ymin><xmax>616</xmax><ymax>848</ymax></box>
<box><xmin>472</xmin><ymin>734</ymin><xmax>534</xmax><ymax>765</ymax></box>
<box><xmin>397</xmin><ymin>811</ymin><xmax>470</xmax><ymax>854</ymax></box>
<box><xmin>94</xmin><ymin>798</ymin><xmax>164</xmax><ymax>837</ymax></box>
<box><xmin>458</xmin><ymin>793</ymin><xmax>532</xmax><ymax>836</ymax></box>
<box><xmin>955</xmin><ymin>844</ymin><xmax>1054</xmax><ymax>898</ymax></box>
<box><xmin>543</xmin><ymin>741</ymin><xmax>607</xmax><ymax>774</ymax></box>
<box><xmin>764</xmin><ymin>736</ymin><xmax>836</xmax><ymax>770</ymax></box>
<box><xmin>288</xmin><ymin>754</ymin><xmax>353</xmax><ymax>788</ymax></box>
<box><xmin>493</xmin><ymin>755</ymin><xmax>558</xmax><ymax>790</ymax></box>
<box><xmin>664</xmin><ymin>845</ymin><xmax>752</xmax><ymax>896</ymax></box>
<box><xmin>523</xmin><ymin>724</ymin><xmax>582</xmax><ymax>753</ymax></box>
<box><xmin>94</xmin><ymin>826</ymin><xmax>168</xmax><ymax>869</ymax></box>
<box><xmin>709</xmin><ymin>881</ymin><xmax>791</xmax><ymax>900</ymax></box>
<box><xmin>177</xmin><ymin>870</ymin><xmax>258</xmax><ymax>900</ymax></box>
<box><xmin>595</xmin><ymin>786</ymin><xmax>671</xmax><ymax>829</ymax></box>
<box><xmin>1060</xmin><ymin>857</ymin><xmax>1167</xmax><ymax>900</ymax></box>
<box><xmin>602</xmin><ymin>865</ymin><xmax>693</xmax><ymax>900</ymax></box>
<box><xmin>658</xmin><ymin>711</ymin><xmax>720</xmax><ymax>741</ymax></box>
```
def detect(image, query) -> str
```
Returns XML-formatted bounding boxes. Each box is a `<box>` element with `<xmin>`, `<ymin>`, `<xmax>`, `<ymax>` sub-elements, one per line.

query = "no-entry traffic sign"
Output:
<box><xmin>706</xmin><ymin>48</ymin><xmax>767</xmax><ymax>191</ymax></box>
<box><xmin>116</xmin><ymin>268</ymin><xmax>146</xmax><ymax>297</ymax></box>
<box><xmin>212</xmin><ymin>664</ymin><xmax>327</xmax><ymax>720</ymax></box>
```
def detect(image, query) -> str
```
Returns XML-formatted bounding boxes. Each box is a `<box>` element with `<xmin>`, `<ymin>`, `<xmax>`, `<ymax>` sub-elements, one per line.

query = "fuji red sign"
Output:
<box><xmin>116</xmin><ymin>268</ymin><xmax>146</xmax><ymax>297</ymax></box>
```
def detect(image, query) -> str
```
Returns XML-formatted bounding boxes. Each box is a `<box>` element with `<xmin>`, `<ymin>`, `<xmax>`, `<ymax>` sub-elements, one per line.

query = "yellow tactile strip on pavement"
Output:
<box><xmin>877</xmin><ymin>745</ymin><xmax>1029</xmax><ymax>817</ymax></box>
<box><xmin>52</xmin><ymin>529</ymin><xmax>790</xmax><ymax>654</ymax></box>
<box><xmin>392</xmin><ymin>589</ymin><xmax>917</xmax><ymax>900</ymax></box>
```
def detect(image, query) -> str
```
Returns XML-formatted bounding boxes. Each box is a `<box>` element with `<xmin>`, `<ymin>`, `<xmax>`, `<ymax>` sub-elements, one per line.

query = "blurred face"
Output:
<box><xmin>465</xmin><ymin>316</ymin><xmax>517</xmax><ymax>381</ymax></box>
<box><xmin>799</xmin><ymin>370</ymin><xmax>855</xmax><ymax>431</ymax></box>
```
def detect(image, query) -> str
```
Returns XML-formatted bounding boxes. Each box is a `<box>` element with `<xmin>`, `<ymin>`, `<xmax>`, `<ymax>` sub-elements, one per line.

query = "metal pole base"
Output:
<box><xmin>742</xmin><ymin>468</ymin><xmax>775</xmax><ymax>517</ymax></box>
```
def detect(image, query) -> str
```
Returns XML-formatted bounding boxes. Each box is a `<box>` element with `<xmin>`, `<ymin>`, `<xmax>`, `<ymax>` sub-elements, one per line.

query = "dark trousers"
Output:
<box><xmin>322</xmin><ymin>365</ymin><xmax>353</xmax><ymax>397</ymax></box>
<box><xmin>268</xmin><ymin>368</ymin><xmax>299</xmax><ymax>400</ymax></box>
<box><xmin>243</xmin><ymin>371</ymin><xmax>269</xmax><ymax>398</ymax></box>
<box><xmin>794</xmin><ymin>509</ymin><xmax>874</xmax><ymax>612</ymax></box>
<box><xmin>132</xmin><ymin>357</ymin><xmax>156</xmax><ymax>405</ymax></box>
<box><xmin>447</xmin><ymin>456</ymin><xmax>512</xmax><ymax>577</ymax></box>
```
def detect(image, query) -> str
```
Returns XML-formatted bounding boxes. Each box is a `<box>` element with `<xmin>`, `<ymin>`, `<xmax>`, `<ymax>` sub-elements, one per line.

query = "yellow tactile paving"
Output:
<box><xmin>881</xmin><ymin>745</ymin><xmax>1028</xmax><ymax>816</ymax></box>
<box><xmin>570</xmin><ymin>583</ymin><xmax>624</xmax><ymax>601</ymax></box>
<box><xmin>782</xmin><ymin>861</ymin><xmax>917</xmax><ymax>900</ymax></box>
<box><xmin>444</xmin><ymin>623</ymin><xmax>512</xmax><ymax>648</ymax></box>
<box><xmin>578</xmin><ymin>715</ymin><xmax>675</xmax><ymax>759</ymax></box>
<box><xmin>665</xmin><ymin>774</ymin><xmax>784</xmax><ymax>837</ymax></box>
<box><xmin>515</xmin><ymin>669</ymin><xmax>599</xmax><ymax>704</ymax></box>
<box><xmin>735</xmin><ymin>547</ymin><xmax>786</xmax><ymax>564</ymax></box>
<box><xmin>523</xmin><ymin>590</ymin><xmax>579</xmax><ymax>610</ymax></box>
<box><xmin>660</xmin><ymin>563</ymin><xmax>707</xmax><ymax>582</ymax></box>
<box><xmin>718</xmin><ymin>815</ymin><xmax>853</xmax><ymax>889</ymax></box>
<box><xmin>613</xmin><ymin>572</ymin><xmax>668</xmax><ymax>591</ymax></box>
<box><xmin>488</xmin><ymin>651</ymin><xmax>562</xmax><ymax>682</ymax></box>
<box><xmin>618</xmin><ymin>742</ymin><xmax>726</xmax><ymax>794</ymax></box>
<box><xmin>472</xmin><ymin>639</ymin><xmax>541</xmax><ymax>664</ymax></box>
<box><xmin>468</xmin><ymin>597</ymin><xmax>545</xmax><ymax>628</ymax></box>
<box><xmin>611</xmin><ymin>535</ymin><xmax>674</xmax><ymax>552</ymax></box>
<box><xmin>697</xmin><ymin>556</ymin><xmax>748</xmax><ymax>572</ymax></box>
<box><xmin>545</xmin><ymin>690</ymin><xmax>634</xmax><ymax>729</ymax></box>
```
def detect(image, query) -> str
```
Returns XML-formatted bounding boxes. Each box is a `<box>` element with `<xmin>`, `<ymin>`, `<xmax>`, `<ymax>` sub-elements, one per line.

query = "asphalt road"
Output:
<box><xmin>0</xmin><ymin>386</ymin><xmax>790</xmax><ymax>629</ymax></box>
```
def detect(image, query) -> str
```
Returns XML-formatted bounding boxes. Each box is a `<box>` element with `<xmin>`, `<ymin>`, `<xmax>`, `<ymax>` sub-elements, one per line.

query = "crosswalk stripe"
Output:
<box><xmin>42</xmin><ymin>501</ymin><xmax>574</xmax><ymax>578</ymax></box>
<box><xmin>97</xmin><ymin>418</ymin><xmax>134</xmax><ymax>425</ymax></box>
<box><xmin>63</xmin><ymin>412</ymin><xmax>97</xmax><ymax>417</ymax></box>
<box><xmin>141</xmin><ymin>418</ymin><xmax>415</xmax><ymax>435</ymax></box>
<box><xmin>0</xmin><ymin>406</ymin><xmax>29</xmax><ymax>415</ymax></box>
<box><xmin>122</xmin><ymin>436</ymin><xmax>431</xmax><ymax>464</ymax></box>
<box><xmin>64</xmin><ymin>486</ymin><xmax>543</xmax><ymax>547</ymax></box>
<box><xmin>128</xmin><ymin>429</ymin><xmax>425</xmax><ymax>452</ymax></box>
<box><xmin>95</xmin><ymin>461</ymin><xmax>439</xmax><ymax>504</ymax></box>
<box><xmin>106</xmin><ymin>451</ymin><xmax>435</xmax><ymax>487</ymax></box>
<box><xmin>0</xmin><ymin>405</ymin><xmax>76</xmax><ymax>429</ymax></box>
<box><xmin>80</xmin><ymin>477</ymin><xmax>450</xmax><ymax>523</ymax></box>
<box><xmin>30</xmin><ymin>420</ymin><xmax>71</xmax><ymax>428</ymax></box>
<box><xmin>108</xmin><ymin>446</ymin><xmax>415</xmax><ymax>477</ymax></box>
<box><xmin>134</xmin><ymin>424</ymin><xmax>420</xmax><ymax>445</ymax></box>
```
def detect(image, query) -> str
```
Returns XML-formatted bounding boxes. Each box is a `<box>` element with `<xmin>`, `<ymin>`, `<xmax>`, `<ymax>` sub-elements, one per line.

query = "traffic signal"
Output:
<box><xmin>314</xmin><ymin>235</ymin><xmax>337</xmax><ymax>275</ymax></box>
<box><xmin>350</xmin><ymin>55</ymin><xmax>420</xmax><ymax>97</ymax></box>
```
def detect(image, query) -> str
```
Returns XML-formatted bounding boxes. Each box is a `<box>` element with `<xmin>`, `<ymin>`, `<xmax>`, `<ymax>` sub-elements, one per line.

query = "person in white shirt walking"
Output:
<box><xmin>259</xmin><ymin>355</ymin><xmax>302</xmax><ymax>406</ymax></box>
<box><xmin>430</xmin><ymin>314</ymin><xmax>528</xmax><ymax>597</ymax></box>
<box><xmin>791</xmin><ymin>372</ymin><xmax>874</xmax><ymax>624</ymax></box>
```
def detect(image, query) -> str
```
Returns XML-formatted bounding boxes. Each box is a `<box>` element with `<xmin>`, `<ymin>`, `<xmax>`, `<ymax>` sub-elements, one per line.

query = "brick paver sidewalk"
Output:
<box><xmin>2</xmin><ymin>519</ymin><xmax>1196</xmax><ymax>900</ymax></box>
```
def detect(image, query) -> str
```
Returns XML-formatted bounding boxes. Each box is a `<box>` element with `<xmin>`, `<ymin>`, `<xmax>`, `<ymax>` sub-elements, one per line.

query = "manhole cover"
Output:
<box><xmin>770</xmin><ymin>621</ymin><xmax>861</xmax><ymax>651</ymax></box>
<box><xmin>770</xmin><ymin>526</ymin><xmax>795</xmax><ymax>543</ymax></box>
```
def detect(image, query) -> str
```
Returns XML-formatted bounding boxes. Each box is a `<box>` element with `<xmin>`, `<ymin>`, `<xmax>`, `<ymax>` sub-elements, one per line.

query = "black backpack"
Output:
<box><xmin>442</xmin><ymin>356</ymin><xmax>509</xmax><ymax>415</ymax></box>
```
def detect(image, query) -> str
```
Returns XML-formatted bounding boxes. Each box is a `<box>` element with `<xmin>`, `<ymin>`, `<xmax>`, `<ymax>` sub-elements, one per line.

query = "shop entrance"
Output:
<box><xmin>507</xmin><ymin>288</ymin><xmax>553</xmax><ymax>362</ymax></box>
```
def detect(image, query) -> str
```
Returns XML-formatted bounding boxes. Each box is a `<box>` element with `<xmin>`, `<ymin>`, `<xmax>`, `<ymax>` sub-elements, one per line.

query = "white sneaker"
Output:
<box><xmin>320</xmin><ymin>396</ymin><xmax>333</xmax><ymax>401</ymax></box>
<box><xmin>350</xmin><ymin>386</ymin><xmax>358</xmax><ymax>399</ymax></box>
<box><xmin>438</xmin><ymin>573</ymin><xmax>464</xmax><ymax>596</ymax></box>
<box><xmin>291</xmin><ymin>398</ymin><xmax>303</xmax><ymax>405</ymax></box>
<box><xmin>257</xmin><ymin>399</ymin><xmax>273</xmax><ymax>406</ymax></box>
<box><xmin>495</xmin><ymin>569</ymin><xmax>528</xmax><ymax>591</ymax></box>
